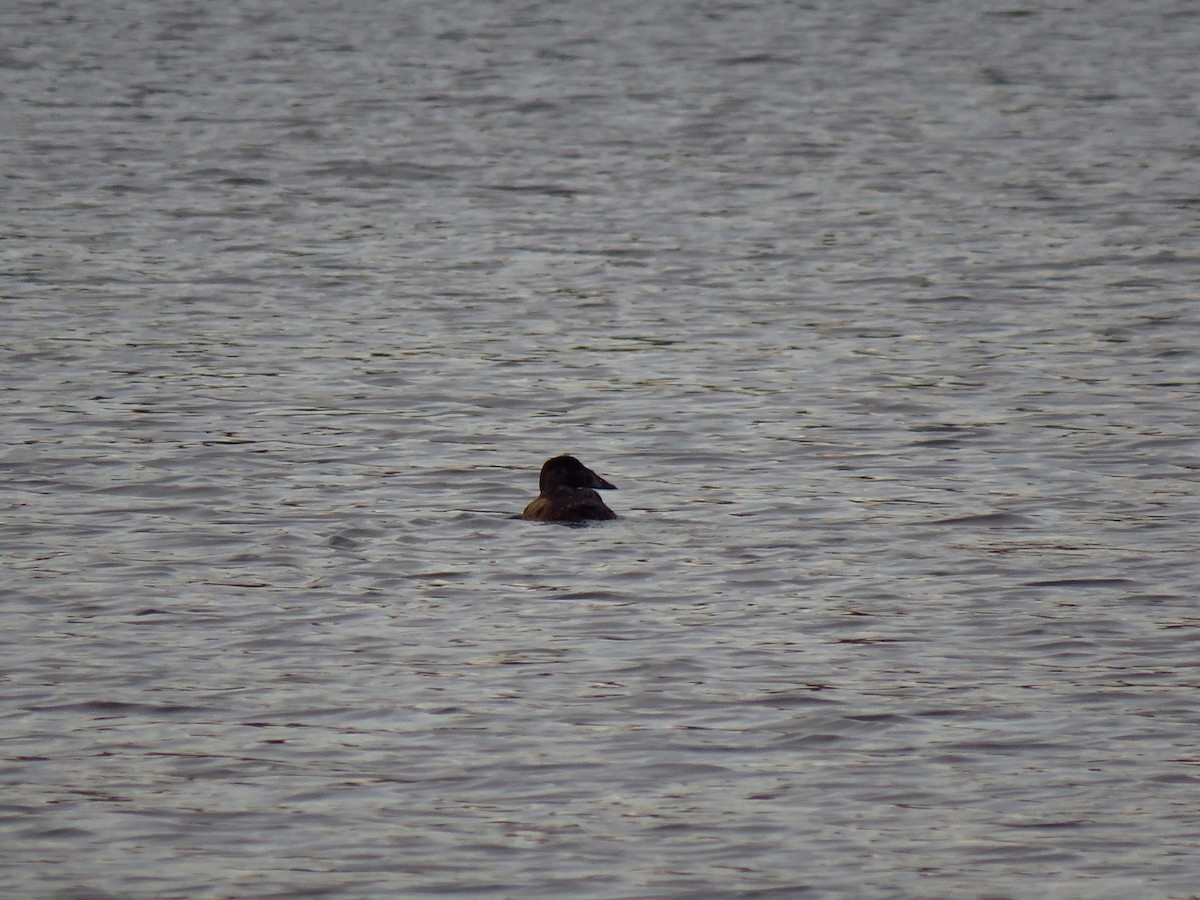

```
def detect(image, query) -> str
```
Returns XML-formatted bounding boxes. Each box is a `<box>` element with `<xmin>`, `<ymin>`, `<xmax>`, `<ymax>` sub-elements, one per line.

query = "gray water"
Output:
<box><xmin>4</xmin><ymin>1</ymin><xmax>1200</xmax><ymax>897</ymax></box>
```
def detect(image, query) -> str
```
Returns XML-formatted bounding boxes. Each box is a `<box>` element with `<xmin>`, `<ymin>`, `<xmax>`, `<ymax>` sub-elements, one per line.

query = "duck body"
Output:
<box><xmin>521</xmin><ymin>455</ymin><xmax>617</xmax><ymax>523</ymax></box>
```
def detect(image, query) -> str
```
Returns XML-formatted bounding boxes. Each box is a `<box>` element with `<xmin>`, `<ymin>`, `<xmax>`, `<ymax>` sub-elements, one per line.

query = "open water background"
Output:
<box><xmin>3</xmin><ymin>1</ymin><xmax>1200</xmax><ymax>896</ymax></box>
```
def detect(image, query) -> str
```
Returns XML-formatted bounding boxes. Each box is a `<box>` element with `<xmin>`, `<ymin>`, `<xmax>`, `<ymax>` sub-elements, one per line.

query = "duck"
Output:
<box><xmin>521</xmin><ymin>455</ymin><xmax>618</xmax><ymax>523</ymax></box>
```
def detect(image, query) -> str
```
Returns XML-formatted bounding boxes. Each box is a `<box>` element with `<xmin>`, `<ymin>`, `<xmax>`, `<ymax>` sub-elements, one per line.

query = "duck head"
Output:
<box><xmin>539</xmin><ymin>454</ymin><xmax>617</xmax><ymax>493</ymax></box>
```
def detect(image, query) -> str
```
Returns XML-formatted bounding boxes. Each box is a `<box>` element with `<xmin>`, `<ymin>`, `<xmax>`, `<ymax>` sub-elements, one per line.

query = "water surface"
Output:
<box><xmin>3</xmin><ymin>1</ymin><xmax>1200</xmax><ymax>896</ymax></box>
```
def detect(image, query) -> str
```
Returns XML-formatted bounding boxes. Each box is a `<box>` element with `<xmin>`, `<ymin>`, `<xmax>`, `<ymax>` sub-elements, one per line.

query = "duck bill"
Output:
<box><xmin>588</xmin><ymin>469</ymin><xmax>617</xmax><ymax>490</ymax></box>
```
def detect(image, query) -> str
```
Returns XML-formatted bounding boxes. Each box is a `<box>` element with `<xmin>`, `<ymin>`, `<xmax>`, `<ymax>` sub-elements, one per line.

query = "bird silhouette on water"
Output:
<box><xmin>521</xmin><ymin>455</ymin><xmax>618</xmax><ymax>523</ymax></box>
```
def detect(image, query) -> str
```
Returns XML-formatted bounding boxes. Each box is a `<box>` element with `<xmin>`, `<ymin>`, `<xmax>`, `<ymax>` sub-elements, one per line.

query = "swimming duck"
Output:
<box><xmin>521</xmin><ymin>455</ymin><xmax>618</xmax><ymax>523</ymax></box>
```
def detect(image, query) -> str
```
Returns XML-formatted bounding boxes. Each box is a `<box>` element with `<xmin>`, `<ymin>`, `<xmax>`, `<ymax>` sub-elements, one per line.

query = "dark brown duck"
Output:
<box><xmin>521</xmin><ymin>455</ymin><xmax>618</xmax><ymax>523</ymax></box>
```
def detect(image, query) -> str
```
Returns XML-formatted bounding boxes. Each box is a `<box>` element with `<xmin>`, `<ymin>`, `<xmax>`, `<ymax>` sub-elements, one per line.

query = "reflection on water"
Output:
<box><xmin>3</xmin><ymin>0</ymin><xmax>1200</xmax><ymax>896</ymax></box>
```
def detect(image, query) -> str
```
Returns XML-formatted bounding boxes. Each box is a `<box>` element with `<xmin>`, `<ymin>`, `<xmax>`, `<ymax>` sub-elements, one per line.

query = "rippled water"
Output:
<box><xmin>4</xmin><ymin>1</ymin><xmax>1200</xmax><ymax>896</ymax></box>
